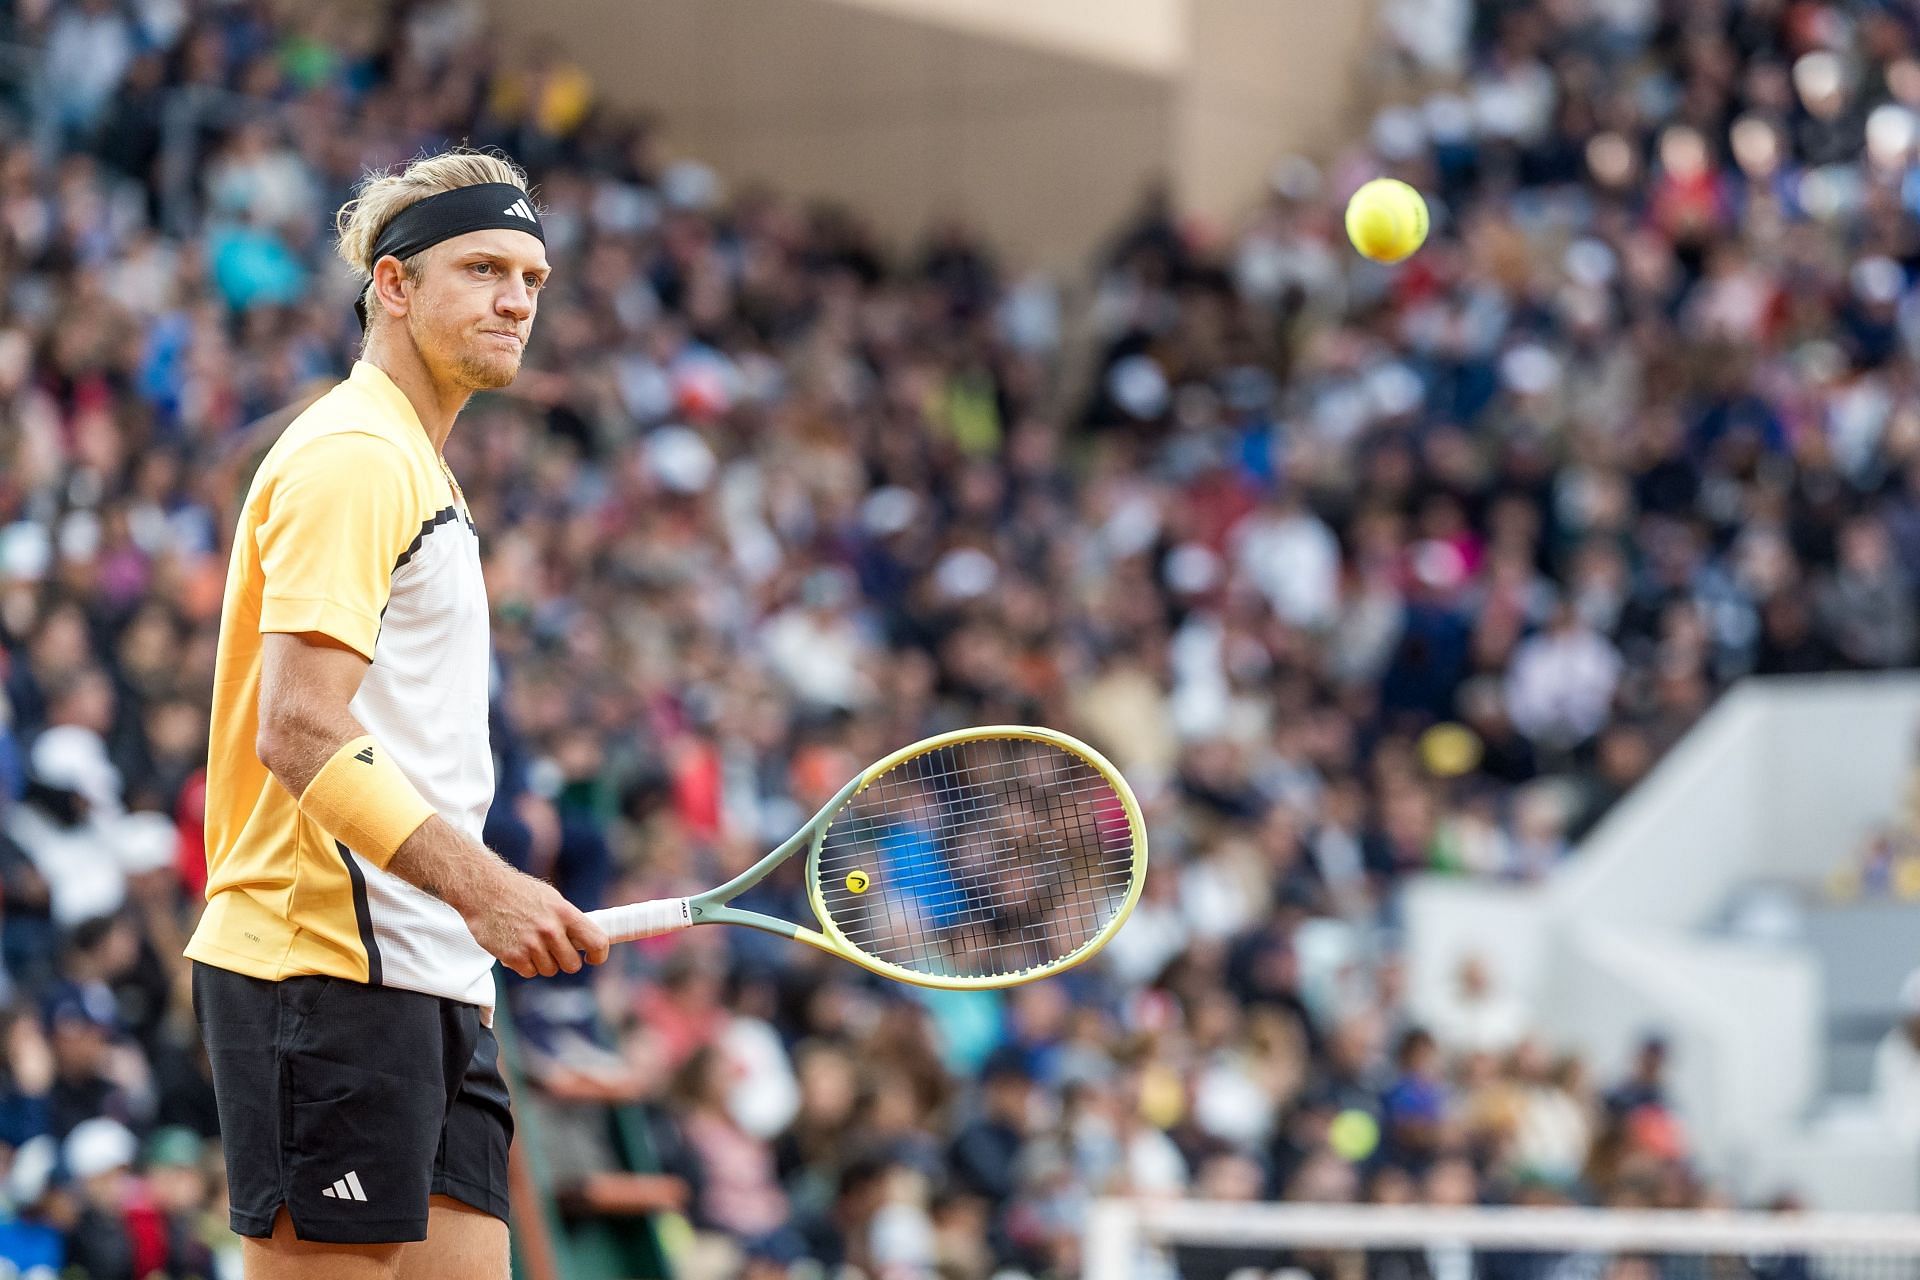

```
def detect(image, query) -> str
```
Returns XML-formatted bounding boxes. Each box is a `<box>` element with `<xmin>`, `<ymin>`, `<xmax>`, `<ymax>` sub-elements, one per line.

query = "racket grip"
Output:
<box><xmin>586</xmin><ymin>898</ymin><xmax>694</xmax><ymax>943</ymax></box>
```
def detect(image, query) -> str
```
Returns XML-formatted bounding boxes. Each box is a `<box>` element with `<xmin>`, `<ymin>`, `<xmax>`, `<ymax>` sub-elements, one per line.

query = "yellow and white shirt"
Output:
<box><xmin>186</xmin><ymin>361</ymin><xmax>496</xmax><ymax>1009</ymax></box>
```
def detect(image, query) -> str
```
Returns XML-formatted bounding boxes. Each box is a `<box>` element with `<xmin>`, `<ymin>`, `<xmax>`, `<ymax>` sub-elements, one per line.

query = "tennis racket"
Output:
<box><xmin>584</xmin><ymin>726</ymin><xmax>1147</xmax><ymax>990</ymax></box>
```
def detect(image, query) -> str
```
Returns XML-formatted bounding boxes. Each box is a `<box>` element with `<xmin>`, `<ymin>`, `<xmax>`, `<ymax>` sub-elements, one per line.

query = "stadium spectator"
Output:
<box><xmin>1606</xmin><ymin>1035</ymin><xmax>1675</xmax><ymax>1120</ymax></box>
<box><xmin>1380</xmin><ymin>1028</ymin><xmax>1451</xmax><ymax>1168</ymax></box>
<box><xmin>1428</xmin><ymin>955</ymin><xmax>1528</xmax><ymax>1056</ymax></box>
<box><xmin>670</xmin><ymin>1042</ymin><xmax>807</xmax><ymax>1263</ymax></box>
<box><xmin>1509</xmin><ymin>1046</ymin><xmax>1597</xmax><ymax>1188</ymax></box>
<box><xmin>946</xmin><ymin>1047</ymin><xmax>1038</xmax><ymax>1210</ymax></box>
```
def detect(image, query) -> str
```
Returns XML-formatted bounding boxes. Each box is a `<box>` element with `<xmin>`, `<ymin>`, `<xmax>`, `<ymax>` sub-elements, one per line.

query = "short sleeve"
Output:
<box><xmin>255</xmin><ymin>432</ymin><xmax>419</xmax><ymax>661</ymax></box>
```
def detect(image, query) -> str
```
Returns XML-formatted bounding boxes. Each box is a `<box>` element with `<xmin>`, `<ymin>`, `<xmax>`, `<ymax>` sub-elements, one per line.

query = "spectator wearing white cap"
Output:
<box><xmin>60</xmin><ymin>1115</ymin><xmax>140</xmax><ymax>1280</ymax></box>
<box><xmin>0</xmin><ymin>1133</ymin><xmax>65</xmax><ymax>1277</ymax></box>
<box><xmin>8</xmin><ymin>726</ymin><xmax>128</xmax><ymax>929</ymax></box>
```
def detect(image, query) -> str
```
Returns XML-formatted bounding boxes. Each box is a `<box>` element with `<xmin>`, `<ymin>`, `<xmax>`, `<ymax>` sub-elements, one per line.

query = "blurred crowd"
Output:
<box><xmin>0</xmin><ymin>0</ymin><xmax>1912</xmax><ymax>1275</ymax></box>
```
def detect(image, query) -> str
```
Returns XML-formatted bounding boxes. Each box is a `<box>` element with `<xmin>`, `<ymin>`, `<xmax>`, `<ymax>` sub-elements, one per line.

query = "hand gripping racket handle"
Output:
<box><xmin>586</xmin><ymin>898</ymin><xmax>694</xmax><ymax>943</ymax></box>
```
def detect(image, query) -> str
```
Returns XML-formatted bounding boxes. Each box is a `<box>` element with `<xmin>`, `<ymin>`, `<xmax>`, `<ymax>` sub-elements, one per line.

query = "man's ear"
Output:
<box><xmin>369</xmin><ymin>255</ymin><xmax>413</xmax><ymax>322</ymax></box>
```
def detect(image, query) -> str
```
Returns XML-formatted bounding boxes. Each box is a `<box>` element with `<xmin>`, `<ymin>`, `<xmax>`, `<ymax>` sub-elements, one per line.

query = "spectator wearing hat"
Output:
<box><xmin>0</xmin><ymin>1134</ymin><xmax>65</xmax><ymax>1277</ymax></box>
<box><xmin>42</xmin><ymin>990</ymin><xmax>144</xmax><ymax>1142</ymax></box>
<box><xmin>60</xmin><ymin>1116</ymin><xmax>142</xmax><ymax>1280</ymax></box>
<box><xmin>141</xmin><ymin>1126</ymin><xmax>218</xmax><ymax>1278</ymax></box>
<box><xmin>9</xmin><ymin>725</ymin><xmax>128</xmax><ymax>931</ymax></box>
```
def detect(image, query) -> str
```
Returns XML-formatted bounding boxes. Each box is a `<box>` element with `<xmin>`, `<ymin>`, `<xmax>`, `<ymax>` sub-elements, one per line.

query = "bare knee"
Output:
<box><xmin>243</xmin><ymin>1207</ymin><xmax>404</xmax><ymax>1279</ymax></box>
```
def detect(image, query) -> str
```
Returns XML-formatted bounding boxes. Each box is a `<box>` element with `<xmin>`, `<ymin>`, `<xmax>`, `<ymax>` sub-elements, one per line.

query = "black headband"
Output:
<box><xmin>356</xmin><ymin>182</ymin><xmax>545</xmax><ymax>328</ymax></box>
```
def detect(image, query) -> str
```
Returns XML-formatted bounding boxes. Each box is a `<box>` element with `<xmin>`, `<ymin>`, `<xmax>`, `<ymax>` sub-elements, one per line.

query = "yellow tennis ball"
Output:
<box><xmin>1328</xmin><ymin>1108</ymin><xmax>1380</xmax><ymax>1162</ymax></box>
<box><xmin>1345</xmin><ymin>178</ymin><xmax>1429</xmax><ymax>264</ymax></box>
<box><xmin>845</xmin><ymin>870</ymin><xmax>869</xmax><ymax>893</ymax></box>
<box><xmin>1419</xmin><ymin>722</ymin><xmax>1483</xmax><ymax>779</ymax></box>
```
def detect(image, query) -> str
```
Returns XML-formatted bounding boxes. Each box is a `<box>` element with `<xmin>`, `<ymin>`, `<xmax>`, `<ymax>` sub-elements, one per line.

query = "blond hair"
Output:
<box><xmin>334</xmin><ymin>149</ymin><xmax>535</xmax><ymax>324</ymax></box>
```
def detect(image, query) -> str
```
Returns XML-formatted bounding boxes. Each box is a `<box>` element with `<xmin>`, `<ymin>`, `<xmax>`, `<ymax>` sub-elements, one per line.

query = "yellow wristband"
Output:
<box><xmin>298</xmin><ymin>735</ymin><xmax>436</xmax><ymax>868</ymax></box>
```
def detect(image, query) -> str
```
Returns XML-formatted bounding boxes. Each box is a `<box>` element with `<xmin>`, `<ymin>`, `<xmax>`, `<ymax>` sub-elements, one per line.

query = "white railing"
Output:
<box><xmin>1084</xmin><ymin>1201</ymin><xmax>1920</xmax><ymax>1278</ymax></box>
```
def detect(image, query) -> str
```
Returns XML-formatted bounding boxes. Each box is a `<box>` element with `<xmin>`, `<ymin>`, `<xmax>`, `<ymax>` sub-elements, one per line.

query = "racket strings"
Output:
<box><xmin>829</xmin><ymin>770</ymin><xmax>1126</xmax><ymax>941</ymax></box>
<box><xmin>814</xmin><ymin>736</ymin><xmax>1137</xmax><ymax>980</ymax></box>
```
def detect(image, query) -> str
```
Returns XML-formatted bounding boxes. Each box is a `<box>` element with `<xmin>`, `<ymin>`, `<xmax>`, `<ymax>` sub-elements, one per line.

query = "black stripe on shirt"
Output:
<box><xmin>392</xmin><ymin>504</ymin><xmax>475</xmax><ymax>573</ymax></box>
<box><xmin>335</xmin><ymin>841</ymin><xmax>382</xmax><ymax>987</ymax></box>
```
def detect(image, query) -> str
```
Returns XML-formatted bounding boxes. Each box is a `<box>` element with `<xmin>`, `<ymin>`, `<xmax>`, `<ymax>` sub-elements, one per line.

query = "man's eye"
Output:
<box><xmin>525</xmin><ymin>275</ymin><xmax>543</xmax><ymax>290</ymax></box>
<box><xmin>472</xmin><ymin>262</ymin><xmax>494</xmax><ymax>276</ymax></box>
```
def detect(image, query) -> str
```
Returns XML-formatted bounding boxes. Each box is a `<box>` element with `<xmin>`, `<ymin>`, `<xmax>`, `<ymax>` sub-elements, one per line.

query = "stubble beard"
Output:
<box><xmin>409</xmin><ymin>309</ymin><xmax>523</xmax><ymax>392</ymax></box>
<box><xmin>452</xmin><ymin>346</ymin><xmax>521</xmax><ymax>391</ymax></box>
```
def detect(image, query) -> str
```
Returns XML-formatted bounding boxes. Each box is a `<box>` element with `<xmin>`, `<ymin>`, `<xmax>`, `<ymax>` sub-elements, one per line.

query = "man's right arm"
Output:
<box><xmin>257</xmin><ymin>631</ymin><xmax>607</xmax><ymax>977</ymax></box>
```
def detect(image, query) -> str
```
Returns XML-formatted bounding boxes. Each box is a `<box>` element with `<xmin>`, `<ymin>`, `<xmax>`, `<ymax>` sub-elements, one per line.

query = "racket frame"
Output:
<box><xmin>673</xmin><ymin>725</ymin><xmax>1148</xmax><ymax>989</ymax></box>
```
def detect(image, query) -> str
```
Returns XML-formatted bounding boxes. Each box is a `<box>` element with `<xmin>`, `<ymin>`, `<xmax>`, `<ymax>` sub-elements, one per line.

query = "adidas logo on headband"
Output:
<box><xmin>503</xmin><ymin>198</ymin><xmax>536</xmax><ymax>222</ymax></box>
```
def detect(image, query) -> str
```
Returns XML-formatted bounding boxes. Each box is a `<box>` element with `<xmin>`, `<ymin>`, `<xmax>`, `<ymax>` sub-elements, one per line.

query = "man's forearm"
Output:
<box><xmin>256</xmin><ymin>633</ymin><xmax>528</xmax><ymax>940</ymax></box>
<box><xmin>386</xmin><ymin>815</ymin><xmax>509</xmax><ymax>916</ymax></box>
<box><xmin>257</xmin><ymin>678</ymin><xmax>507</xmax><ymax>916</ymax></box>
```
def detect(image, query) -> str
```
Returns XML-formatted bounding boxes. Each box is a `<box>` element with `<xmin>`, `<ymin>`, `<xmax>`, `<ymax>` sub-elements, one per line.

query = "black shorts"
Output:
<box><xmin>192</xmin><ymin>962</ymin><xmax>513</xmax><ymax>1245</ymax></box>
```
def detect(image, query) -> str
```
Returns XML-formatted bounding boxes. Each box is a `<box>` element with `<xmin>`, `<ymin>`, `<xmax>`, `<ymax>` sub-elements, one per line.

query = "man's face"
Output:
<box><xmin>82</xmin><ymin>1170</ymin><xmax>125</xmax><ymax>1212</ymax></box>
<box><xmin>148</xmin><ymin>1165</ymin><xmax>205</xmax><ymax>1214</ymax></box>
<box><xmin>52</xmin><ymin>1020</ymin><xmax>106</xmax><ymax>1075</ymax></box>
<box><xmin>401</xmin><ymin>227</ymin><xmax>550</xmax><ymax>392</ymax></box>
<box><xmin>987</xmin><ymin>1075</ymin><xmax>1034</xmax><ymax>1128</ymax></box>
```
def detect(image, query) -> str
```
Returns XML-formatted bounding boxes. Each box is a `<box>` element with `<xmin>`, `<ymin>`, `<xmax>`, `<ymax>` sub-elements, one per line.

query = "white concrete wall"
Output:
<box><xmin>1547</xmin><ymin>686</ymin><xmax>1767</xmax><ymax>930</ymax></box>
<box><xmin>1552</xmin><ymin>677</ymin><xmax>1920</xmax><ymax>927</ymax></box>
<box><xmin>1750</xmin><ymin>677</ymin><xmax>1920</xmax><ymax>882</ymax></box>
<box><xmin>1406</xmin><ymin>674</ymin><xmax>1920</xmax><ymax>1209</ymax></box>
<box><xmin>1546</xmin><ymin>927</ymin><xmax>1819</xmax><ymax>1172</ymax></box>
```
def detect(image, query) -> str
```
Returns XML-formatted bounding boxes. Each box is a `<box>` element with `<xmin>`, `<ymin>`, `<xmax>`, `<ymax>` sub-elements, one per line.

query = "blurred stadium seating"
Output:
<box><xmin>5</xmin><ymin>0</ymin><xmax>1920</xmax><ymax>1277</ymax></box>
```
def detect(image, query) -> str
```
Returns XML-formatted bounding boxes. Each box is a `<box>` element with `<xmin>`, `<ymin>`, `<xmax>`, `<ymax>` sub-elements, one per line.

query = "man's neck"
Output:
<box><xmin>361</xmin><ymin>334</ymin><xmax>468</xmax><ymax>453</ymax></box>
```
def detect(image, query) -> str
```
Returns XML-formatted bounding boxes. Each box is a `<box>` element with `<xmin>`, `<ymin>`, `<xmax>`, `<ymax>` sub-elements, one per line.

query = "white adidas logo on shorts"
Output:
<box><xmin>321</xmin><ymin>1170</ymin><xmax>370</xmax><ymax>1202</ymax></box>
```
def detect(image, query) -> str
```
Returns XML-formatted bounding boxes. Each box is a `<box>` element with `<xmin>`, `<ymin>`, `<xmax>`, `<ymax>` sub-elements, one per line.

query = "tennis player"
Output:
<box><xmin>185</xmin><ymin>149</ymin><xmax>608</xmax><ymax>1279</ymax></box>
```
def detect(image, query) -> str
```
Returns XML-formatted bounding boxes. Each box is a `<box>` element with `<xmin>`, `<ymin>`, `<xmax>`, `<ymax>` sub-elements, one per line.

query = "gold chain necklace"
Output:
<box><xmin>436</xmin><ymin>451</ymin><xmax>466</xmax><ymax>511</ymax></box>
